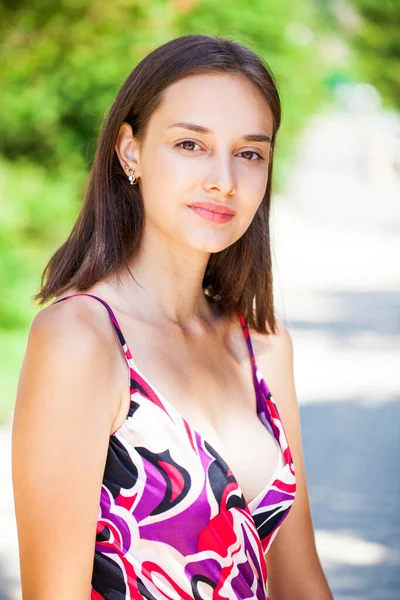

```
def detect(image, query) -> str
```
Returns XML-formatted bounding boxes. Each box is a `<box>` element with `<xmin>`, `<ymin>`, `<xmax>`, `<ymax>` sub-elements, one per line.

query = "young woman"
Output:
<box><xmin>12</xmin><ymin>34</ymin><xmax>333</xmax><ymax>600</ymax></box>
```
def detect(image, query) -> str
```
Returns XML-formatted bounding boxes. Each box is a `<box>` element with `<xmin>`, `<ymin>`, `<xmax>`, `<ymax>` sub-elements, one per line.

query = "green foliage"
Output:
<box><xmin>0</xmin><ymin>0</ymin><xmax>173</xmax><ymax>168</ymax></box>
<box><xmin>350</xmin><ymin>0</ymin><xmax>400</xmax><ymax>107</ymax></box>
<box><xmin>318</xmin><ymin>0</ymin><xmax>400</xmax><ymax>108</ymax></box>
<box><xmin>0</xmin><ymin>157</ymin><xmax>87</xmax><ymax>328</ymax></box>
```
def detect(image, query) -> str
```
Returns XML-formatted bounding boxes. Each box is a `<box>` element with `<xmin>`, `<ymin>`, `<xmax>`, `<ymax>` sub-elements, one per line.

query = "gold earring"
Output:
<box><xmin>124</xmin><ymin>164</ymin><xmax>138</xmax><ymax>185</ymax></box>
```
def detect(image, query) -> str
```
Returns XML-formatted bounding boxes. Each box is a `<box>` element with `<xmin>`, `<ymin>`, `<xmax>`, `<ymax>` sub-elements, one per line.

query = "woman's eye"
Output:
<box><xmin>175</xmin><ymin>140</ymin><xmax>201</xmax><ymax>152</ymax></box>
<box><xmin>175</xmin><ymin>141</ymin><xmax>264</xmax><ymax>162</ymax></box>
<box><xmin>239</xmin><ymin>150</ymin><xmax>264</xmax><ymax>162</ymax></box>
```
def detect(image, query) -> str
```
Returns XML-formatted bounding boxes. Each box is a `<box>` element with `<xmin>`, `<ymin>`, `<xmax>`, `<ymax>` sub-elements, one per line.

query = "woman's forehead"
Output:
<box><xmin>152</xmin><ymin>73</ymin><xmax>274</xmax><ymax>138</ymax></box>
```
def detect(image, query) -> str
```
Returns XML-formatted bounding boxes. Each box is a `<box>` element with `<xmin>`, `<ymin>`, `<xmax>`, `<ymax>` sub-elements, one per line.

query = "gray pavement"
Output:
<box><xmin>1</xmin><ymin>97</ymin><xmax>399</xmax><ymax>598</ymax></box>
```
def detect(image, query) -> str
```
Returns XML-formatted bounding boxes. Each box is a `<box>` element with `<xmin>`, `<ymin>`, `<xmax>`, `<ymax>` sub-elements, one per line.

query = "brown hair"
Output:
<box><xmin>34</xmin><ymin>34</ymin><xmax>281</xmax><ymax>334</ymax></box>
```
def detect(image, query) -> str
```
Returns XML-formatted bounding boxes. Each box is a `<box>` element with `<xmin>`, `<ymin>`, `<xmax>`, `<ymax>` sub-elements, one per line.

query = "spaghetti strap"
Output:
<box><xmin>238</xmin><ymin>314</ymin><xmax>256</xmax><ymax>364</ymax></box>
<box><xmin>51</xmin><ymin>293</ymin><xmax>132</xmax><ymax>366</ymax></box>
<box><xmin>239</xmin><ymin>313</ymin><xmax>269</xmax><ymax>408</ymax></box>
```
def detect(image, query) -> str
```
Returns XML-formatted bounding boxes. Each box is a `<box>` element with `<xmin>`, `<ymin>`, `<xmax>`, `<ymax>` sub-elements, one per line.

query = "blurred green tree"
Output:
<box><xmin>323</xmin><ymin>0</ymin><xmax>400</xmax><ymax>108</ymax></box>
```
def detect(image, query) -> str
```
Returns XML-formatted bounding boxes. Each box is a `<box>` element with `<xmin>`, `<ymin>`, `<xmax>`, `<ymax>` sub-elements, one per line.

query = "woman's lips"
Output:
<box><xmin>188</xmin><ymin>202</ymin><xmax>235</xmax><ymax>224</ymax></box>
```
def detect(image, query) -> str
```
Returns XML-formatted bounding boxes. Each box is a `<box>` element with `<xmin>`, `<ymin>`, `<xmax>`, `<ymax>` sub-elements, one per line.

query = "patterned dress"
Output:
<box><xmin>52</xmin><ymin>293</ymin><xmax>296</xmax><ymax>599</ymax></box>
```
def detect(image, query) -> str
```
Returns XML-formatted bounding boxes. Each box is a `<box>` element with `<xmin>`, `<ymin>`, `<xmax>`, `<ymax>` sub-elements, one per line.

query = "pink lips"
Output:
<box><xmin>188</xmin><ymin>201</ymin><xmax>235</xmax><ymax>224</ymax></box>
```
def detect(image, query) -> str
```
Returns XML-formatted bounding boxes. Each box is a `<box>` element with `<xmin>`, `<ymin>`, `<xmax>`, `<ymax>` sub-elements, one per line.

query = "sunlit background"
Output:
<box><xmin>1</xmin><ymin>1</ymin><xmax>399</xmax><ymax>598</ymax></box>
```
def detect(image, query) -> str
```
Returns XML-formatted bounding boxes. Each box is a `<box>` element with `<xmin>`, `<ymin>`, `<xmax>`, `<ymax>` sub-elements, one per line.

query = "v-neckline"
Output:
<box><xmin>120</xmin><ymin>325</ymin><xmax>283</xmax><ymax>512</ymax></box>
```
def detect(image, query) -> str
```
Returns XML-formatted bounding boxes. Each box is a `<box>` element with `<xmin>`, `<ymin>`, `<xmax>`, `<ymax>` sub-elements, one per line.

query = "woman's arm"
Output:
<box><xmin>12</xmin><ymin>299</ymin><xmax>122</xmax><ymax>600</ymax></box>
<box><xmin>257</xmin><ymin>321</ymin><xmax>333</xmax><ymax>600</ymax></box>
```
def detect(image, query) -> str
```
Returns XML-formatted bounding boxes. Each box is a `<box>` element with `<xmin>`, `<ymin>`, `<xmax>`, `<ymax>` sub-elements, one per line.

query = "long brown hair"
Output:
<box><xmin>34</xmin><ymin>34</ymin><xmax>281</xmax><ymax>334</ymax></box>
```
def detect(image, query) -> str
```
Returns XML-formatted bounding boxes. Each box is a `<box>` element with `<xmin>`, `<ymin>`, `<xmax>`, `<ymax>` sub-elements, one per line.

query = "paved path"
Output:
<box><xmin>1</xmin><ymin>103</ymin><xmax>399</xmax><ymax>598</ymax></box>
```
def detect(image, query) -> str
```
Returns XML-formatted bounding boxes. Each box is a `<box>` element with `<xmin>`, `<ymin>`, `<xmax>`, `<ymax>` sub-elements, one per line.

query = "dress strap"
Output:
<box><xmin>51</xmin><ymin>293</ymin><xmax>132</xmax><ymax>365</ymax></box>
<box><xmin>238</xmin><ymin>313</ymin><xmax>273</xmax><ymax>419</ymax></box>
<box><xmin>239</xmin><ymin>314</ymin><xmax>257</xmax><ymax>366</ymax></box>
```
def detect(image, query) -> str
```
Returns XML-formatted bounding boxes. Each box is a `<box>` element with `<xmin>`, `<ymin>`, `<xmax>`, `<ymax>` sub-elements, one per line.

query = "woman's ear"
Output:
<box><xmin>115</xmin><ymin>122</ymin><xmax>141</xmax><ymax>177</ymax></box>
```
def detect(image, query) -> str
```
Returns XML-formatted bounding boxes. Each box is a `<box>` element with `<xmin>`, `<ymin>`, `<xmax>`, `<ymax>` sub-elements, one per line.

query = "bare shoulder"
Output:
<box><xmin>21</xmin><ymin>294</ymin><xmax>124</xmax><ymax>432</ymax></box>
<box><xmin>251</xmin><ymin>319</ymin><xmax>293</xmax><ymax>357</ymax></box>
<box><xmin>31</xmin><ymin>292</ymin><xmax>114</xmax><ymax>346</ymax></box>
<box><xmin>34</xmin><ymin>292</ymin><xmax>126</xmax><ymax>366</ymax></box>
<box><xmin>250</xmin><ymin>317</ymin><xmax>295</xmax><ymax>403</ymax></box>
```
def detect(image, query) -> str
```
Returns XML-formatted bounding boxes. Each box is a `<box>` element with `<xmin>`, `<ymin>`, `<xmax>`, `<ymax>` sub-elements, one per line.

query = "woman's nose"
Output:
<box><xmin>202</xmin><ymin>155</ymin><xmax>236</xmax><ymax>196</ymax></box>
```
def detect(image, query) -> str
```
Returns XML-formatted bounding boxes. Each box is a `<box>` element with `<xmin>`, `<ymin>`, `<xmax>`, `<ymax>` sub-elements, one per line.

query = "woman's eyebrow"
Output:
<box><xmin>167</xmin><ymin>122</ymin><xmax>272</xmax><ymax>144</ymax></box>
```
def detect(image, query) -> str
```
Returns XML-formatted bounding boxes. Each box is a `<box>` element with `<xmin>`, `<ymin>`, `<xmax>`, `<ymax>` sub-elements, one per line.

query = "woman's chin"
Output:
<box><xmin>185</xmin><ymin>233</ymin><xmax>240</xmax><ymax>255</ymax></box>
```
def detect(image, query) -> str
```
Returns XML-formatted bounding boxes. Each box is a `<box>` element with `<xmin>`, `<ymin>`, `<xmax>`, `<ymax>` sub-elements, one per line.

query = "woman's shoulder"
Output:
<box><xmin>19</xmin><ymin>289</ymin><xmax>122</xmax><ymax>433</ymax></box>
<box><xmin>250</xmin><ymin>315</ymin><xmax>293</xmax><ymax>364</ymax></box>
<box><xmin>32</xmin><ymin>288</ymin><xmax>112</xmax><ymax>342</ymax></box>
<box><xmin>28</xmin><ymin>288</ymin><xmax>122</xmax><ymax>381</ymax></box>
<box><xmin>248</xmin><ymin>315</ymin><xmax>296</xmax><ymax>409</ymax></box>
<box><xmin>226</xmin><ymin>311</ymin><xmax>293</xmax><ymax>381</ymax></box>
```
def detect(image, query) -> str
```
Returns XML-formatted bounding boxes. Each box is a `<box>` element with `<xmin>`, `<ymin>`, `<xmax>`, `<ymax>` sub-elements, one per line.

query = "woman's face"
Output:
<box><xmin>119</xmin><ymin>73</ymin><xmax>274</xmax><ymax>254</ymax></box>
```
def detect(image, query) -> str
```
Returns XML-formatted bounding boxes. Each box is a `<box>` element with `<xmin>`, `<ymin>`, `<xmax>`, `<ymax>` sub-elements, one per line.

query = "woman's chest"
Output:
<box><xmin>114</xmin><ymin>350</ymin><xmax>281</xmax><ymax>508</ymax></box>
